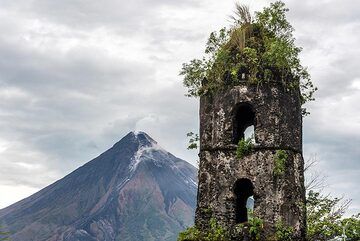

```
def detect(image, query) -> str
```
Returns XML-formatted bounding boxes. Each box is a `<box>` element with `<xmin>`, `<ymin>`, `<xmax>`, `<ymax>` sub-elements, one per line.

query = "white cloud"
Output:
<box><xmin>0</xmin><ymin>184</ymin><xmax>39</xmax><ymax>209</ymax></box>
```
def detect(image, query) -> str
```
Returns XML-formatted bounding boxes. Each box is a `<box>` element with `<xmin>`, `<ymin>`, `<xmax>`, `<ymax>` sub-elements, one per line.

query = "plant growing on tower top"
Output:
<box><xmin>180</xmin><ymin>1</ymin><xmax>317</xmax><ymax>115</ymax></box>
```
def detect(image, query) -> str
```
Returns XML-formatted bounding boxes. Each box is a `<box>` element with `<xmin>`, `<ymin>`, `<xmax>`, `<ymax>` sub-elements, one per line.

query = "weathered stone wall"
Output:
<box><xmin>195</xmin><ymin>82</ymin><xmax>306</xmax><ymax>240</ymax></box>
<box><xmin>199</xmin><ymin>82</ymin><xmax>302</xmax><ymax>152</ymax></box>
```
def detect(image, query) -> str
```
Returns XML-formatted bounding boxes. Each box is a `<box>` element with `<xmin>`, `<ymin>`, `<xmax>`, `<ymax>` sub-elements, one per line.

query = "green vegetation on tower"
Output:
<box><xmin>180</xmin><ymin>1</ymin><xmax>317</xmax><ymax>115</ymax></box>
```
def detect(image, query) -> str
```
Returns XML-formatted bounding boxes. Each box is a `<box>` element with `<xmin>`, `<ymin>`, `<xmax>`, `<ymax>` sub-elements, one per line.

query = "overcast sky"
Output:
<box><xmin>0</xmin><ymin>0</ymin><xmax>359</xmax><ymax>215</ymax></box>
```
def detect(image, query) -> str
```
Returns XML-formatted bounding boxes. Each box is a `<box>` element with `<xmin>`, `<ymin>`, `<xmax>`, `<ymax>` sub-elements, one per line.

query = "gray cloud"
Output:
<box><xmin>0</xmin><ymin>0</ymin><xmax>359</xmax><ymax>214</ymax></box>
<box><xmin>288</xmin><ymin>0</ymin><xmax>360</xmax><ymax>25</ymax></box>
<box><xmin>288</xmin><ymin>0</ymin><xmax>360</xmax><ymax>215</ymax></box>
<box><xmin>0</xmin><ymin>0</ymin><xmax>201</xmax><ymax>34</ymax></box>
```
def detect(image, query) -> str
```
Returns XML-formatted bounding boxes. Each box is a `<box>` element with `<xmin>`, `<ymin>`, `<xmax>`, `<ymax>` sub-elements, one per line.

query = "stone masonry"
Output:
<box><xmin>195</xmin><ymin>82</ymin><xmax>306</xmax><ymax>240</ymax></box>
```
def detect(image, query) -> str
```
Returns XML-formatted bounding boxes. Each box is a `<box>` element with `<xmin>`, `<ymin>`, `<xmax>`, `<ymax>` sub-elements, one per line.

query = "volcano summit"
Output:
<box><xmin>0</xmin><ymin>131</ymin><xmax>197</xmax><ymax>241</ymax></box>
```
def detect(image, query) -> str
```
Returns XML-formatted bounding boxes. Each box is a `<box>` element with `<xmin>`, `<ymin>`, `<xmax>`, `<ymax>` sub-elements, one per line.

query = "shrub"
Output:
<box><xmin>178</xmin><ymin>226</ymin><xmax>201</xmax><ymax>241</ymax></box>
<box><xmin>187</xmin><ymin>132</ymin><xmax>200</xmax><ymax>150</ymax></box>
<box><xmin>248</xmin><ymin>212</ymin><xmax>264</xmax><ymax>240</ymax></box>
<box><xmin>177</xmin><ymin>218</ymin><xmax>230</xmax><ymax>241</ymax></box>
<box><xmin>236</xmin><ymin>138</ymin><xmax>253</xmax><ymax>159</ymax></box>
<box><xmin>273</xmin><ymin>150</ymin><xmax>288</xmax><ymax>177</ymax></box>
<box><xmin>274</xmin><ymin>220</ymin><xmax>294</xmax><ymax>241</ymax></box>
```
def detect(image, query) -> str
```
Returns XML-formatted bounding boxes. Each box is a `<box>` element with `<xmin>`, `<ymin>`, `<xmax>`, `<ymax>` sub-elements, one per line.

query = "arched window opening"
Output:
<box><xmin>233</xmin><ymin>103</ymin><xmax>255</xmax><ymax>144</ymax></box>
<box><xmin>234</xmin><ymin>178</ymin><xmax>254</xmax><ymax>223</ymax></box>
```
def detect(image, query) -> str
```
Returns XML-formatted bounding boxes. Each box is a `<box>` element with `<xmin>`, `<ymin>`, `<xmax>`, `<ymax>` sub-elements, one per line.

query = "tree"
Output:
<box><xmin>304</xmin><ymin>155</ymin><xmax>328</xmax><ymax>191</ymax></box>
<box><xmin>304</xmin><ymin>157</ymin><xmax>360</xmax><ymax>240</ymax></box>
<box><xmin>306</xmin><ymin>191</ymin><xmax>360</xmax><ymax>241</ymax></box>
<box><xmin>180</xmin><ymin>1</ymin><xmax>317</xmax><ymax>115</ymax></box>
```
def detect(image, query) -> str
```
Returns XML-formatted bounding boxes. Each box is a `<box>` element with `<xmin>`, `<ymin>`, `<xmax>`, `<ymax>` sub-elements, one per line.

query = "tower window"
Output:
<box><xmin>233</xmin><ymin>103</ymin><xmax>255</xmax><ymax>144</ymax></box>
<box><xmin>234</xmin><ymin>178</ymin><xmax>254</xmax><ymax>223</ymax></box>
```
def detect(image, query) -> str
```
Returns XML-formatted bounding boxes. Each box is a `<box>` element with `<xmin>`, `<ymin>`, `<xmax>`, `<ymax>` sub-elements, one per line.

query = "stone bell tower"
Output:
<box><xmin>195</xmin><ymin>82</ymin><xmax>306</xmax><ymax>240</ymax></box>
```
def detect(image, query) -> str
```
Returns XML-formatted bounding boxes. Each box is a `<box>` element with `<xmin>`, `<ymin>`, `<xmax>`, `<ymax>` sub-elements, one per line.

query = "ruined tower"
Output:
<box><xmin>195</xmin><ymin>82</ymin><xmax>306</xmax><ymax>240</ymax></box>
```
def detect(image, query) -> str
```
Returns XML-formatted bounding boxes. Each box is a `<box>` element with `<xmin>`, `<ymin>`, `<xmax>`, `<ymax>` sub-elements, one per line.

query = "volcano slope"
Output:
<box><xmin>0</xmin><ymin>131</ymin><xmax>197</xmax><ymax>241</ymax></box>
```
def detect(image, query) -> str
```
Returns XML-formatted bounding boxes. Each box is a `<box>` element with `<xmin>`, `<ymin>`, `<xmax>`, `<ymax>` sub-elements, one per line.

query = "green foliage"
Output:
<box><xmin>177</xmin><ymin>218</ymin><xmax>229</xmax><ymax>241</ymax></box>
<box><xmin>234</xmin><ymin>211</ymin><xmax>265</xmax><ymax>240</ymax></box>
<box><xmin>273</xmin><ymin>150</ymin><xmax>288</xmax><ymax>177</ymax></box>
<box><xmin>274</xmin><ymin>220</ymin><xmax>294</xmax><ymax>241</ymax></box>
<box><xmin>340</xmin><ymin>214</ymin><xmax>360</xmax><ymax>241</ymax></box>
<box><xmin>248</xmin><ymin>212</ymin><xmax>264</xmax><ymax>240</ymax></box>
<box><xmin>178</xmin><ymin>226</ymin><xmax>201</xmax><ymax>241</ymax></box>
<box><xmin>307</xmin><ymin>191</ymin><xmax>360</xmax><ymax>241</ymax></box>
<box><xmin>178</xmin><ymin>192</ymin><xmax>360</xmax><ymax>241</ymax></box>
<box><xmin>178</xmin><ymin>214</ymin><xmax>266</xmax><ymax>241</ymax></box>
<box><xmin>205</xmin><ymin>218</ymin><xmax>229</xmax><ymax>241</ymax></box>
<box><xmin>180</xmin><ymin>1</ymin><xmax>317</xmax><ymax>115</ymax></box>
<box><xmin>203</xmin><ymin>208</ymin><xmax>213</xmax><ymax>216</ymax></box>
<box><xmin>236</xmin><ymin>138</ymin><xmax>253</xmax><ymax>159</ymax></box>
<box><xmin>181</xmin><ymin>59</ymin><xmax>209</xmax><ymax>97</ymax></box>
<box><xmin>187</xmin><ymin>132</ymin><xmax>200</xmax><ymax>150</ymax></box>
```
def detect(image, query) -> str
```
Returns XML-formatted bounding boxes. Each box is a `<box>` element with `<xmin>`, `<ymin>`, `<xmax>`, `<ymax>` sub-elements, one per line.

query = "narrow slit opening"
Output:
<box><xmin>234</xmin><ymin>178</ymin><xmax>254</xmax><ymax>223</ymax></box>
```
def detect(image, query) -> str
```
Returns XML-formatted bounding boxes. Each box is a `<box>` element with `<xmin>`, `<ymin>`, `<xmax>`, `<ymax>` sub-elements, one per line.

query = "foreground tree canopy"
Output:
<box><xmin>306</xmin><ymin>191</ymin><xmax>360</xmax><ymax>241</ymax></box>
<box><xmin>180</xmin><ymin>1</ymin><xmax>317</xmax><ymax>115</ymax></box>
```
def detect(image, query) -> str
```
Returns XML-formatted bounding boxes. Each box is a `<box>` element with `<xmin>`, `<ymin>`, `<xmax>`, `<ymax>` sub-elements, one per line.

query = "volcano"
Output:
<box><xmin>0</xmin><ymin>131</ymin><xmax>197</xmax><ymax>241</ymax></box>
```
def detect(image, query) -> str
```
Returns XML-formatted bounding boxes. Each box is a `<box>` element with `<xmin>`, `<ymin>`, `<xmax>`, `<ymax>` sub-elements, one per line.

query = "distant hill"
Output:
<box><xmin>0</xmin><ymin>131</ymin><xmax>197</xmax><ymax>241</ymax></box>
